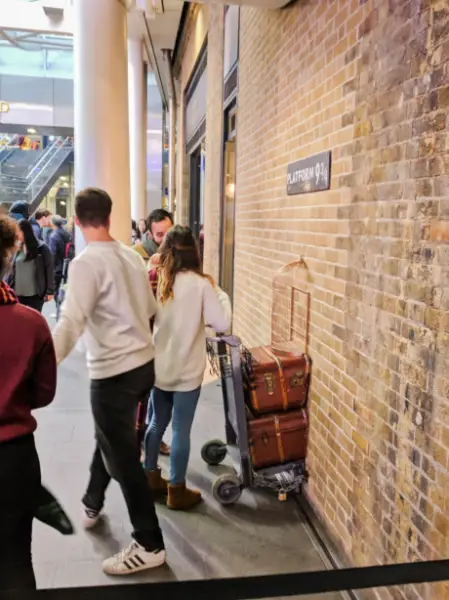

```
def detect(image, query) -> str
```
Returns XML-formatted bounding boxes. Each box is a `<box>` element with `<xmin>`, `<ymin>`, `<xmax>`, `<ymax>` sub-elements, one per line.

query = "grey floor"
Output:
<box><xmin>33</xmin><ymin>312</ymin><xmax>343</xmax><ymax>599</ymax></box>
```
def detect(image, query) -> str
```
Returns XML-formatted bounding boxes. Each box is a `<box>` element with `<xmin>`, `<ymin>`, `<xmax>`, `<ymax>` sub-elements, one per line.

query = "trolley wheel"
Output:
<box><xmin>201</xmin><ymin>439</ymin><xmax>227</xmax><ymax>466</ymax></box>
<box><xmin>212</xmin><ymin>474</ymin><xmax>242</xmax><ymax>505</ymax></box>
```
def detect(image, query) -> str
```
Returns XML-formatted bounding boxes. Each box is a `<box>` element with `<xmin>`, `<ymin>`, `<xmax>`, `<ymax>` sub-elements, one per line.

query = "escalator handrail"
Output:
<box><xmin>0</xmin><ymin>134</ymin><xmax>19</xmax><ymax>153</ymax></box>
<box><xmin>25</xmin><ymin>139</ymin><xmax>61</xmax><ymax>180</ymax></box>
<box><xmin>26</xmin><ymin>138</ymin><xmax>73</xmax><ymax>191</ymax></box>
<box><xmin>0</xmin><ymin>135</ymin><xmax>20</xmax><ymax>166</ymax></box>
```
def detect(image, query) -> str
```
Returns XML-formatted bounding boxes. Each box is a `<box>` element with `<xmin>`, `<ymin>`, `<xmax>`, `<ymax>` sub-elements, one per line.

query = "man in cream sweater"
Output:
<box><xmin>53</xmin><ymin>188</ymin><xmax>165</xmax><ymax>576</ymax></box>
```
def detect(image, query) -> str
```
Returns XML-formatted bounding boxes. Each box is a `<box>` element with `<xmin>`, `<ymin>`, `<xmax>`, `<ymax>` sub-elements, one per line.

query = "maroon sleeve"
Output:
<box><xmin>31</xmin><ymin>330</ymin><xmax>57</xmax><ymax>410</ymax></box>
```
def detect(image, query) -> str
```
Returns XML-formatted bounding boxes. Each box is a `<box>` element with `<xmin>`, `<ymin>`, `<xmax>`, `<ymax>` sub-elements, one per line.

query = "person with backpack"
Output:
<box><xmin>49</xmin><ymin>215</ymin><xmax>71</xmax><ymax>320</ymax></box>
<box><xmin>6</xmin><ymin>219</ymin><xmax>54</xmax><ymax>313</ymax></box>
<box><xmin>32</xmin><ymin>210</ymin><xmax>53</xmax><ymax>244</ymax></box>
<box><xmin>8</xmin><ymin>200</ymin><xmax>30</xmax><ymax>223</ymax></box>
<box><xmin>56</xmin><ymin>220</ymin><xmax>75</xmax><ymax>313</ymax></box>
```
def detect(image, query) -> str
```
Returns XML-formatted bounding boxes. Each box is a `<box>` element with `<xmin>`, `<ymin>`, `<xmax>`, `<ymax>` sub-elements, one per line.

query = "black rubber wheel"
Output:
<box><xmin>212</xmin><ymin>474</ymin><xmax>242</xmax><ymax>505</ymax></box>
<box><xmin>201</xmin><ymin>439</ymin><xmax>227</xmax><ymax>466</ymax></box>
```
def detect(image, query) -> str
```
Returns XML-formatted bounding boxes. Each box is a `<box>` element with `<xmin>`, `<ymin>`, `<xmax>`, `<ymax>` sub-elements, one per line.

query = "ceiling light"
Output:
<box><xmin>60</xmin><ymin>200</ymin><xmax>66</xmax><ymax>205</ymax></box>
<box><xmin>27</xmin><ymin>128</ymin><xmax>37</xmax><ymax>134</ymax></box>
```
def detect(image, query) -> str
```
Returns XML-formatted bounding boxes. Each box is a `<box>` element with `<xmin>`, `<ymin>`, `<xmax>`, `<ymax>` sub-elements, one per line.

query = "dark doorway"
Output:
<box><xmin>189</xmin><ymin>141</ymin><xmax>205</xmax><ymax>241</ymax></box>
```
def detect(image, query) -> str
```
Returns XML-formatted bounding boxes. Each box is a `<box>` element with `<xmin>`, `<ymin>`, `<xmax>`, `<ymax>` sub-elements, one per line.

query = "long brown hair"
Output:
<box><xmin>157</xmin><ymin>225</ymin><xmax>212</xmax><ymax>304</ymax></box>
<box><xmin>0</xmin><ymin>215</ymin><xmax>18</xmax><ymax>277</ymax></box>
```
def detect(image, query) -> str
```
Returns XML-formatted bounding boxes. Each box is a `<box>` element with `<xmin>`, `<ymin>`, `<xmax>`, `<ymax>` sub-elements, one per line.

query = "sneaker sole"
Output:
<box><xmin>103</xmin><ymin>552</ymin><xmax>166</xmax><ymax>576</ymax></box>
<box><xmin>83</xmin><ymin>517</ymin><xmax>101</xmax><ymax>530</ymax></box>
<box><xmin>82</xmin><ymin>509</ymin><xmax>102</xmax><ymax>530</ymax></box>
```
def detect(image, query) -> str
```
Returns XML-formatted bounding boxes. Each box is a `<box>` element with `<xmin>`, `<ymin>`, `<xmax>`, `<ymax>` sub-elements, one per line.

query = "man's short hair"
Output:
<box><xmin>35</xmin><ymin>209</ymin><xmax>51</xmax><ymax>221</ymax></box>
<box><xmin>75</xmin><ymin>188</ymin><xmax>112</xmax><ymax>228</ymax></box>
<box><xmin>51</xmin><ymin>214</ymin><xmax>65</xmax><ymax>227</ymax></box>
<box><xmin>148</xmin><ymin>208</ymin><xmax>173</xmax><ymax>232</ymax></box>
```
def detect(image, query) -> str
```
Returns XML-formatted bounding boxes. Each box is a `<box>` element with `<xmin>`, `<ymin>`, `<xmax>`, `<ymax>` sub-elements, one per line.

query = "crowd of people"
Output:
<box><xmin>6</xmin><ymin>202</ymin><xmax>74</xmax><ymax>318</ymax></box>
<box><xmin>0</xmin><ymin>189</ymin><xmax>231</xmax><ymax>590</ymax></box>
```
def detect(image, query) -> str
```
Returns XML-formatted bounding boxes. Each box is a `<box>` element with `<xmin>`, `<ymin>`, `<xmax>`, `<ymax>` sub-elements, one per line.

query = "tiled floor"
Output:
<box><xmin>33</xmin><ymin>315</ymin><xmax>343</xmax><ymax>599</ymax></box>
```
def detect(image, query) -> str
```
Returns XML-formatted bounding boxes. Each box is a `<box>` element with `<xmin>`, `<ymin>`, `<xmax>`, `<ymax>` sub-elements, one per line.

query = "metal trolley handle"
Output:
<box><xmin>206</xmin><ymin>334</ymin><xmax>241</xmax><ymax>347</ymax></box>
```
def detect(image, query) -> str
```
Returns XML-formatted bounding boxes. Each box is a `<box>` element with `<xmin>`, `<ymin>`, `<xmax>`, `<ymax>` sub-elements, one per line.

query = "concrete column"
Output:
<box><xmin>128</xmin><ymin>38</ymin><xmax>147</xmax><ymax>222</ymax></box>
<box><xmin>73</xmin><ymin>0</ymin><xmax>131</xmax><ymax>250</ymax></box>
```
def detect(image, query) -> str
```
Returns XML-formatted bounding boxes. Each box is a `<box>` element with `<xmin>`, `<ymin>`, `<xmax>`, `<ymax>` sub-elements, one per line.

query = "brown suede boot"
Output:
<box><xmin>167</xmin><ymin>483</ymin><xmax>202</xmax><ymax>510</ymax></box>
<box><xmin>146</xmin><ymin>468</ymin><xmax>168</xmax><ymax>499</ymax></box>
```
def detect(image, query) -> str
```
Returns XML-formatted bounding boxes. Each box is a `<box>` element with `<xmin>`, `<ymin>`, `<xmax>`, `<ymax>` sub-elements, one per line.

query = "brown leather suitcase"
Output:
<box><xmin>247</xmin><ymin>346</ymin><xmax>310</xmax><ymax>415</ymax></box>
<box><xmin>249</xmin><ymin>409</ymin><xmax>308</xmax><ymax>469</ymax></box>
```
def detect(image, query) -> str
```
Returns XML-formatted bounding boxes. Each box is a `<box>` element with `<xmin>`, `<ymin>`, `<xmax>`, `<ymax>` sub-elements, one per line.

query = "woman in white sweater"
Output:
<box><xmin>144</xmin><ymin>226</ymin><xmax>231</xmax><ymax>510</ymax></box>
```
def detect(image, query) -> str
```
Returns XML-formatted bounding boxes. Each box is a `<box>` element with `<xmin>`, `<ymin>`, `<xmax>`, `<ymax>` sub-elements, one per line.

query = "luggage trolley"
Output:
<box><xmin>201</xmin><ymin>335</ymin><xmax>308</xmax><ymax>506</ymax></box>
<box><xmin>202</xmin><ymin>259</ymin><xmax>311</xmax><ymax>506</ymax></box>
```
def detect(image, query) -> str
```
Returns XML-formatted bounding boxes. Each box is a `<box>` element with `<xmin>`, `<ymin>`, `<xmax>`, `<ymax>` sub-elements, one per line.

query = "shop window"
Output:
<box><xmin>223</xmin><ymin>6</ymin><xmax>240</xmax><ymax>81</ymax></box>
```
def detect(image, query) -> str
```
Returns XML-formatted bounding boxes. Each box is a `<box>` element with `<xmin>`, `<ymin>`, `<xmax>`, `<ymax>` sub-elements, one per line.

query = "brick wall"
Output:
<box><xmin>233</xmin><ymin>1</ymin><xmax>449</xmax><ymax>599</ymax></box>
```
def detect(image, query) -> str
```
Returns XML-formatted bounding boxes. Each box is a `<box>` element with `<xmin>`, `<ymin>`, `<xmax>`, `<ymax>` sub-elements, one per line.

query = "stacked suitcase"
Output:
<box><xmin>244</xmin><ymin>345</ymin><xmax>311</xmax><ymax>470</ymax></box>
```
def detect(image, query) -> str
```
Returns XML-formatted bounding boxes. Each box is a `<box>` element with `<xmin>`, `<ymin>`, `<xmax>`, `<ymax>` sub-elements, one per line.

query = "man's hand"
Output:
<box><xmin>45</xmin><ymin>295</ymin><xmax>54</xmax><ymax>303</ymax></box>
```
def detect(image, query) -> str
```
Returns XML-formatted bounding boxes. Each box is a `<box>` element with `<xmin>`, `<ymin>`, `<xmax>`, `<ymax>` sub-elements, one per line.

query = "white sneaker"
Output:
<box><xmin>82</xmin><ymin>506</ymin><xmax>101</xmax><ymax>530</ymax></box>
<box><xmin>102</xmin><ymin>541</ymin><xmax>166</xmax><ymax>575</ymax></box>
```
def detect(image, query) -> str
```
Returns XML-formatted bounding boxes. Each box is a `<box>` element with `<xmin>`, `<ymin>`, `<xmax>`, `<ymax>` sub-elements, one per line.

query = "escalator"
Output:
<box><xmin>0</xmin><ymin>134</ymin><xmax>19</xmax><ymax>168</ymax></box>
<box><xmin>0</xmin><ymin>137</ymin><xmax>73</xmax><ymax>212</ymax></box>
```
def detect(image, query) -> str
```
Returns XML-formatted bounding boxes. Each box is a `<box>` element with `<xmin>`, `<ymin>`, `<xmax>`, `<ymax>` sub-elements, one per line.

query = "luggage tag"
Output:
<box><xmin>278</xmin><ymin>491</ymin><xmax>287</xmax><ymax>502</ymax></box>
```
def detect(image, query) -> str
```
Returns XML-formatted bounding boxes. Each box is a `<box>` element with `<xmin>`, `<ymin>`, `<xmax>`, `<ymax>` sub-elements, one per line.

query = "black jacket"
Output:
<box><xmin>7</xmin><ymin>242</ymin><xmax>55</xmax><ymax>298</ymax></box>
<box><xmin>49</xmin><ymin>227</ymin><xmax>71</xmax><ymax>276</ymax></box>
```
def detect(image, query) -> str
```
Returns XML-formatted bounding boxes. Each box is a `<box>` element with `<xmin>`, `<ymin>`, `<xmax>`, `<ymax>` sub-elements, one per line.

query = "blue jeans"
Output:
<box><xmin>144</xmin><ymin>387</ymin><xmax>201</xmax><ymax>485</ymax></box>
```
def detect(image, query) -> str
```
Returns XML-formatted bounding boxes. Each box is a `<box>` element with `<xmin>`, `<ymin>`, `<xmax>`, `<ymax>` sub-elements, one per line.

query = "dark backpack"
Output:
<box><xmin>62</xmin><ymin>242</ymin><xmax>75</xmax><ymax>283</ymax></box>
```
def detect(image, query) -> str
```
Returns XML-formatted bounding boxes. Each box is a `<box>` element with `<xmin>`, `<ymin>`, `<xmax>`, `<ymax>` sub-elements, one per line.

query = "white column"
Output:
<box><xmin>73</xmin><ymin>0</ymin><xmax>131</xmax><ymax>249</ymax></box>
<box><xmin>128</xmin><ymin>38</ymin><xmax>147</xmax><ymax>222</ymax></box>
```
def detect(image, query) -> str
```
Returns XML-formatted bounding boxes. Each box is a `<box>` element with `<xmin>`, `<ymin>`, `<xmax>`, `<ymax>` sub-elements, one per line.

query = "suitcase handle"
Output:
<box><xmin>206</xmin><ymin>334</ymin><xmax>240</xmax><ymax>347</ymax></box>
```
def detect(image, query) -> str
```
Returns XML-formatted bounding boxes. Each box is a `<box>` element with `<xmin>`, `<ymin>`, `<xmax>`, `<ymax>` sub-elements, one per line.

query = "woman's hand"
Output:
<box><xmin>151</xmin><ymin>253</ymin><xmax>161</xmax><ymax>266</ymax></box>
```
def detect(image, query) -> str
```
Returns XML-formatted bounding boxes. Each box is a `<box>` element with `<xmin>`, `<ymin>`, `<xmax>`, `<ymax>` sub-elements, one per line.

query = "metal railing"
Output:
<box><xmin>0</xmin><ymin>137</ymin><xmax>73</xmax><ymax>208</ymax></box>
<box><xmin>26</xmin><ymin>138</ymin><xmax>73</xmax><ymax>203</ymax></box>
<box><xmin>0</xmin><ymin>134</ymin><xmax>19</xmax><ymax>165</ymax></box>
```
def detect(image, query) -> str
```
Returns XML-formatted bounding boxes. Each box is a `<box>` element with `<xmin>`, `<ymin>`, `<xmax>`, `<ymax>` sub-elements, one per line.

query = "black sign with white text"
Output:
<box><xmin>286</xmin><ymin>151</ymin><xmax>331</xmax><ymax>195</ymax></box>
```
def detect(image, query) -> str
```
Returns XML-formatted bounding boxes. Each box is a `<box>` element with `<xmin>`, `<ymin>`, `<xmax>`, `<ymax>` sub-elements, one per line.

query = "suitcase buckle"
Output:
<box><xmin>264</xmin><ymin>373</ymin><xmax>275</xmax><ymax>395</ymax></box>
<box><xmin>290</xmin><ymin>373</ymin><xmax>304</xmax><ymax>387</ymax></box>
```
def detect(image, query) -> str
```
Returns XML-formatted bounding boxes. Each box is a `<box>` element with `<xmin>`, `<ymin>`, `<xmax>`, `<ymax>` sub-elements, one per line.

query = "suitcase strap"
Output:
<box><xmin>262</xmin><ymin>347</ymin><xmax>289</xmax><ymax>411</ymax></box>
<box><xmin>274</xmin><ymin>416</ymin><xmax>286</xmax><ymax>463</ymax></box>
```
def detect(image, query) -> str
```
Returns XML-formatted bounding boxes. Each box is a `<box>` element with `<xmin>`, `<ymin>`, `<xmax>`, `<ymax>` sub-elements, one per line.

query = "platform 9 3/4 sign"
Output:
<box><xmin>286</xmin><ymin>151</ymin><xmax>331</xmax><ymax>195</ymax></box>
<box><xmin>0</xmin><ymin>102</ymin><xmax>10</xmax><ymax>114</ymax></box>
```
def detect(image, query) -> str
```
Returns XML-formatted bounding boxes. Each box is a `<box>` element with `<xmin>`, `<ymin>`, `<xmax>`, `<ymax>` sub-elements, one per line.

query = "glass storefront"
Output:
<box><xmin>221</xmin><ymin>107</ymin><xmax>237</xmax><ymax>300</ymax></box>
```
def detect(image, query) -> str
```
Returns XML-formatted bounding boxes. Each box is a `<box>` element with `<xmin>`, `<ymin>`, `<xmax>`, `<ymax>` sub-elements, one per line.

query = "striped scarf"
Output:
<box><xmin>0</xmin><ymin>281</ymin><xmax>17</xmax><ymax>306</ymax></box>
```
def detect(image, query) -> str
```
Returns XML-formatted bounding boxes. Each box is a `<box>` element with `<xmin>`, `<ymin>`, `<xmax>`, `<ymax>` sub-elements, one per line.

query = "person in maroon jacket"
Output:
<box><xmin>0</xmin><ymin>215</ymin><xmax>57</xmax><ymax>592</ymax></box>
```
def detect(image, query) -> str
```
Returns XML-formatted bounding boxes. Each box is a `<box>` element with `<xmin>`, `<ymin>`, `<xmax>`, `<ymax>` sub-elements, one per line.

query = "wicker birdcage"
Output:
<box><xmin>271</xmin><ymin>259</ymin><xmax>310</xmax><ymax>356</ymax></box>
